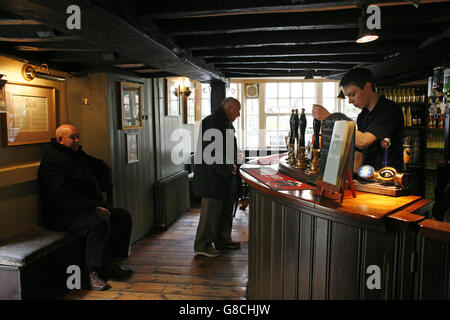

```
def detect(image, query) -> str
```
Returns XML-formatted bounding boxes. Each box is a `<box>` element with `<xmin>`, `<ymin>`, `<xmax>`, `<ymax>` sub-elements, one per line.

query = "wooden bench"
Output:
<box><xmin>0</xmin><ymin>226</ymin><xmax>84</xmax><ymax>300</ymax></box>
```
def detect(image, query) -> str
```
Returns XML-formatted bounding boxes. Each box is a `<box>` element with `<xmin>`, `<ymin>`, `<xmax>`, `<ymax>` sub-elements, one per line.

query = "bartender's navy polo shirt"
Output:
<box><xmin>356</xmin><ymin>96</ymin><xmax>404</xmax><ymax>171</ymax></box>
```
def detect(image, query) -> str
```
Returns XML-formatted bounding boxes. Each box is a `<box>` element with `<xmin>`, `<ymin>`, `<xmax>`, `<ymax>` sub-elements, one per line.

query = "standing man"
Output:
<box><xmin>312</xmin><ymin>67</ymin><xmax>404</xmax><ymax>172</ymax></box>
<box><xmin>193</xmin><ymin>97</ymin><xmax>242</xmax><ymax>257</ymax></box>
<box><xmin>38</xmin><ymin>124</ymin><xmax>133</xmax><ymax>291</ymax></box>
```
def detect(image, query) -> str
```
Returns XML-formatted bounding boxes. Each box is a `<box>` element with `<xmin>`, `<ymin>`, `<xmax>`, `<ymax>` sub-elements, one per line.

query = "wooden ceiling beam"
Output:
<box><xmin>0</xmin><ymin>0</ymin><xmax>226</xmax><ymax>83</ymax></box>
<box><xmin>194</xmin><ymin>43</ymin><xmax>414</xmax><ymax>59</ymax></box>
<box><xmin>0</xmin><ymin>36</ymin><xmax>79</xmax><ymax>42</ymax></box>
<box><xmin>0</xmin><ymin>19</ymin><xmax>42</xmax><ymax>25</ymax></box>
<box><xmin>217</xmin><ymin>63</ymin><xmax>351</xmax><ymax>71</ymax></box>
<box><xmin>223</xmin><ymin>70</ymin><xmax>332</xmax><ymax>77</ymax></box>
<box><xmin>142</xmin><ymin>0</ymin><xmax>450</xmax><ymax>19</ymax></box>
<box><xmin>205</xmin><ymin>56</ymin><xmax>382</xmax><ymax>64</ymax></box>
<box><xmin>156</xmin><ymin>2</ymin><xmax>450</xmax><ymax>37</ymax></box>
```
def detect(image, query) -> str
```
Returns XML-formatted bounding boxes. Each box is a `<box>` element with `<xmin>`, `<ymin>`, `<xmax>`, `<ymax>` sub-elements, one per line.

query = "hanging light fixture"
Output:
<box><xmin>356</xmin><ymin>4</ymin><xmax>379</xmax><ymax>44</ymax></box>
<box><xmin>337</xmin><ymin>89</ymin><xmax>346</xmax><ymax>99</ymax></box>
<box><xmin>304</xmin><ymin>70</ymin><xmax>314</xmax><ymax>79</ymax></box>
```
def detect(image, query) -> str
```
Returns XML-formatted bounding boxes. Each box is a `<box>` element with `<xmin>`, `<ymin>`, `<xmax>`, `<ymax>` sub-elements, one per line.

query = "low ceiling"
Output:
<box><xmin>0</xmin><ymin>0</ymin><xmax>449</xmax><ymax>84</ymax></box>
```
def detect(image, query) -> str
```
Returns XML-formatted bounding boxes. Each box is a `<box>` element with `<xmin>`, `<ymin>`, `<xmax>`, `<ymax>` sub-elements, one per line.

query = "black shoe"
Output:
<box><xmin>215</xmin><ymin>241</ymin><xmax>241</xmax><ymax>250</ymax></box>
<box><xmin>102</xmin><ymin>262</ymin><xmax>134</xmax><ymax>280</ymax></box>
<box><xmin>194</xmin><ymin>247</ymin><xmax>222</xmax><ymax>257</ymax></box>
<box><xmin>89</xmin><ymin>271</ymin><xmax>111</xmax><ymax>291</ymax></box>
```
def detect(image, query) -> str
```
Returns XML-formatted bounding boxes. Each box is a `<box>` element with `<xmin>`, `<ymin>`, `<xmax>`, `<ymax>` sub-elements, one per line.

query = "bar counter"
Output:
<box><xmin>240</xmin><ymin>154</ymin><xmax>450</xmax><ymax>300</ymax></box>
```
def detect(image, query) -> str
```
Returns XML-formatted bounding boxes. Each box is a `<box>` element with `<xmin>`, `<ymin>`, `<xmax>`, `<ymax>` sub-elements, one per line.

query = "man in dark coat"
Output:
<box><xmin>38</xmin><ymin>124</ymin><xmax>133</xmax><ymax>291</ymax></box>
<box><xmin>193</xmin><ymin>97</ymin><xmax>242</xmax><ymax>257</ymax></box>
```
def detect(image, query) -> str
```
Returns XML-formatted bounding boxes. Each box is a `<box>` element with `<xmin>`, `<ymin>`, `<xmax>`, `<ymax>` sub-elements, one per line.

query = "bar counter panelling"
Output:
<box><xmin>240</xmin><ymin>155</ymin><xmax>449</xmax><ymax>300</ymax></box>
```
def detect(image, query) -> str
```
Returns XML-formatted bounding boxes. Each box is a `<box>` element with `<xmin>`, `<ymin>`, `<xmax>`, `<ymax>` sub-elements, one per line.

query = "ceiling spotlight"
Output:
<box><xmin>356</xmin><ymin>5</ymin><xmax>379</xmax><ymax>43</ymax></box>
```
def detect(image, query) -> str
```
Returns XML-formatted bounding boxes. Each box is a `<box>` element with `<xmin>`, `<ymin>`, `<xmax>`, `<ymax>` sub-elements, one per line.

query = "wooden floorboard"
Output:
<box><xmin>63</xmin><ymin>205</ymin><xmax>249</xmax><ymax>300</ymax></box>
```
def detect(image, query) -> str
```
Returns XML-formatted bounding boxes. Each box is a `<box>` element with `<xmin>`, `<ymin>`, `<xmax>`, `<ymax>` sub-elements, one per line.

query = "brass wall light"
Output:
<box><xmin>174</xmin><ymin>77</ymin><xmax>192</xmax><ymax>97</ymax></box>
<box><xmin>22</xmin><ymin>64</ymin><xmax>66</xmax><ymax>82</ymax></box>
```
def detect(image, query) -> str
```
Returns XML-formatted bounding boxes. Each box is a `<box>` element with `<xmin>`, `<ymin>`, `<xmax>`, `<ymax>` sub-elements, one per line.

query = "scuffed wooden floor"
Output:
<box><xmin>63</xmin><ymin>205</ymin><xmax>249</xmax><ymax>300</ymax></box>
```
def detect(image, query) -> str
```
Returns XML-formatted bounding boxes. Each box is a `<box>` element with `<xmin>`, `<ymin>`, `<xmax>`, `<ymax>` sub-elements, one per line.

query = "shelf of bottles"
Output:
<box><xmin>378</xmin><ymin>86</ymin><xmax>427</xmax><ymax>167</ymax></box>
<box><xmin>425</xmin><ymin>95</ymin><xmax>448</xmax><ymax>171</ymax></box>
<box><xmin>377</xmin><ymin>86</ymin><xmax>428</xmax><ymax>196</ymax></box>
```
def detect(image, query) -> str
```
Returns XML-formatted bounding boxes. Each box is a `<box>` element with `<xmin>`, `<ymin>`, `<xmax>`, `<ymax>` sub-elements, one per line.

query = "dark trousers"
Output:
<box><xmin>194</xmin><ymin>177</ymin><xmax>237</xmax><ymax>251</ymax></box>
<box><xmin>50</xmin><ymin>208</ymin><xmax>132</xmax><ymax>271</ymax></box>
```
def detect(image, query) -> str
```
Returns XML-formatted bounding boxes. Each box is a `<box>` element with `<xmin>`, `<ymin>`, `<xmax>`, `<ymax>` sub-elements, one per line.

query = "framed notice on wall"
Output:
<box><xmin>120</xmin><ymin>81</ymin><xmax>143</xmax><ymax>129</ymax></box>
<box><xmin>0</xmin><ymin>82</ymin><xmax>56</xmax><ymax>146</ymax></box>
<box><xmin>126</xmin><ymin>133</ymin><xmax>139</xmax><ymax>163</ymax></box>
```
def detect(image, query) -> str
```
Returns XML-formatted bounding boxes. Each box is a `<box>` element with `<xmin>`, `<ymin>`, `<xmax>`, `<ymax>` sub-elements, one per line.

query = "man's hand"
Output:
<box><xmin>312</xmin><ymin>104</ymin><xmax>331</xmax><ymax>121</ymax></box>
<box><xmin>95</xmin><ymin>206</ymin><xmax>111</xmax><ymax>220</ymax></box>
<box><xmin>232</xmin><ymin>164</ymin><xmax>237</xmax><ymax>175</ymax></box>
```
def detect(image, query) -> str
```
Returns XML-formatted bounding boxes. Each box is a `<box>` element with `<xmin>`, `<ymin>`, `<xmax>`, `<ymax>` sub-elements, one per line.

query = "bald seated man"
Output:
<box><xmin>38</xmin><ymin>124</ymin><xmax>133</xmax><ymax>291</ymax></box>
<box><xmin>193</xmin><ymin>97</ymin><xmax>242</xmax><ymax>257</ymax></box>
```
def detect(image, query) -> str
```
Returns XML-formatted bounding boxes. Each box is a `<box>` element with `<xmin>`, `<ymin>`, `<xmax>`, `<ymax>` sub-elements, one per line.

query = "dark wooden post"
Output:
<box><xmin>210</xmin><ymin>81</ymin><xmax>226</xmax><ymax>113</ymax></box>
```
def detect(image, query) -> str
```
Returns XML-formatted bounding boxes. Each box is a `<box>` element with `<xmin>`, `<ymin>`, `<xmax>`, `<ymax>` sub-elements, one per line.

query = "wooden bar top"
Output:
<box><xmin>240</xmin><ymin>154</ymin><xmax>424</xmax><ymax>222</ymax></box>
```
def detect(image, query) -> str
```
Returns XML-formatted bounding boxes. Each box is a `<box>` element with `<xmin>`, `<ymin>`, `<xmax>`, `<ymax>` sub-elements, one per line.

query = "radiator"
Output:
<box><xmin>156</xmin><ymin>170</ymin><xmax>190</xmax><ymax>229</ymax></box>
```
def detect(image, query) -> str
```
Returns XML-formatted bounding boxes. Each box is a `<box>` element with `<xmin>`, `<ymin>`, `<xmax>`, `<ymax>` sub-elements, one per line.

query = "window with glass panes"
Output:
<box><xmin>342</xmin><ymin>95</ymin><xmax>360</xmax><ymax>121</ymax></box>
<box><xmin>226</xmin><ymin>83</ymin><xmax>241</xmax><ymax>148</ymax></box>
<box><xmin>245</xmin><ymin>98</ymin><xmax>259</xmax><ymax>148</ymax></box>
<box><xmin>186</xmin><ymin>89</ymin><xmax>195</xmax><ymax>124</ymax></box>
<box><xmin>264</xmin><ymin>82</ymin><xmax>317</xmax><ymax>148</ymax></box>
<box><xmin>201</xmin><ymin>83</ymin><xmax>211</xmax><ymax>119</ymax></box>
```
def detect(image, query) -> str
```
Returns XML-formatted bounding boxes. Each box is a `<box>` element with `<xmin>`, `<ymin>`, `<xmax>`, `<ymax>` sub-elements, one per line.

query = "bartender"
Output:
<box><xmin>312</xmin><ymin>67</ymin><xmax>404</xmax><ymax>173</ymax></box>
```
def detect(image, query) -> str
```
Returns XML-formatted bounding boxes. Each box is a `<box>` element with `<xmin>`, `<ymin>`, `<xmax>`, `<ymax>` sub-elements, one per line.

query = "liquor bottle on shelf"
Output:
<box><xmin>412</xmin><ymin>109</ymin><xmax>418</xmax><ymax>126</ymax></box>
<box><xmin>436</xmin><ymin>100</ymin><xmax>442</xmax><ymax>128</ymax></box>
<box><xmin>428</xmin><ymin>99</ymin><xmax>435</xmax><ymax>128</ymax></box>
<box><xmin>417</xmin><ymin>109</ymin><xmax>423</xmax><ymax>126</ymax></box>
<box><xmin>406</xmin><ymin>106</ymin><xmax>412</xmax><ymax>127</ymax></box>
<box><xmin>411</xmin><ymin>88</ymin><xmax>416</xmax><ymax>103</ymax></box>
<box><xmin>402</xmin><ymin>106</ymin><xmax>407</xmax><ymax>127</ymax></box>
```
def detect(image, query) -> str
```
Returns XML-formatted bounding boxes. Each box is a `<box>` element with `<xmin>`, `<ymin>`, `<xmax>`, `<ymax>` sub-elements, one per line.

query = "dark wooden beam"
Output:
<box><xmin>223</xmin><ymin>70</ymin><xmax>332</xmax><ymax>77</ymax></box>
<box><xmin>193</xmin><ymin>43</ymin><xmax>414</xmax><ymax>59</ymax></box>
<box><xmin>217</xmin><ymin>63</ymin><xmax>351</xmax><ymax>71</ymax></box>
<box><xmin>160</xmin><ymin>10</ymin><xmax>358</xmax><ymax>36</ymax></box>
<box><xmin>0</xmin><ymin>36</ymin><xmax>79</xmax><ymax>42</ymax></box>
<box><xmin>176</xmin><ymin>27</ymin><xmax>429</xmax><ymax>51</ymax></box>
<box><xmin>0</xmin><ymin>0</ymin><xmax>226</xmax><ymax>83</ymax></box>
<box><xmin>155</xmin><ymin>3</ymin><xmax>450</xmax><ymax>36</ymax></box>
<box><xmin>327</xmin><ymin>51</ymin><xmax>447</xmax><ymax>81</ymax></box>
<box><xmin>206</xmin><ymin>55</ymin><xmax>382</xmax><ymax>64</ymax></box>
<box><xmin>0</xmin><ymin>19</ymin><xmax>42</xmax><ymax>25</ymax></box>
<box><xmin>418</xmin><ymin>27</ymin><xmax>450</xmax><ymax>50</ymax></box>
<box><xmin>141</xmin><ymin>0</ymin><xmax>450</xmax><ymax>19</ymax></box>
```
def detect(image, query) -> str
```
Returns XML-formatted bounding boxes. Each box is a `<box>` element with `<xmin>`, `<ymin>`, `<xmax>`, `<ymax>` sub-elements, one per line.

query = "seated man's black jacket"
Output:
<box><xmin>38</xmin><ymin>138</ymin><xmax>113</xmax><ymax>228</ymax></box>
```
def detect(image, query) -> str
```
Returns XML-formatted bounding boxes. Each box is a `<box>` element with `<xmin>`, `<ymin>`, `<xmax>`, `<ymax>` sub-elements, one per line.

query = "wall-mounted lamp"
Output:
<box><xmin>174</xmin><ymin>77</ymin><xmax>192</xmax><ymax>97</ymax></box>
<box><xmin>356</xmin><ymin>5</ymin><xmax>379</xmax><ymax>44</ymax></box>
<box><xmin>337</xmin><ymin>89</ymin><xmax>346</xmax><ymax>99</ymax></box>
<box><xmin>22</xmin><ymin>63</ymin><xmax>66</xmax><ymax>82</ymax></box>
